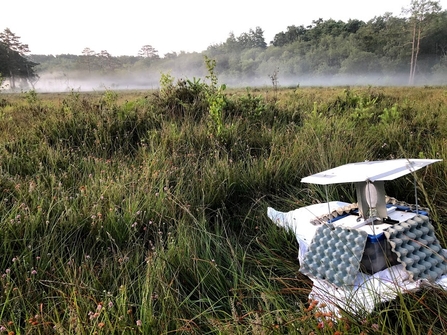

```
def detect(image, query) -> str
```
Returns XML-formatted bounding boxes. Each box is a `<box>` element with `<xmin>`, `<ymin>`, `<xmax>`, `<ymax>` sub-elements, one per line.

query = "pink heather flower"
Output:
<box><xmin>136</xmin><ymin>320</ymin><xmax>142</xmax><ymax>327</ymax></box>
<box><xmin>31</xmin><ymin>269</ymin><xmax>37</xmax><ymax>275</ymax></box>
<box><xmin>89</xmin><ymin>311</ymin><xmax>100</xmax><ymax>320</ymax></box>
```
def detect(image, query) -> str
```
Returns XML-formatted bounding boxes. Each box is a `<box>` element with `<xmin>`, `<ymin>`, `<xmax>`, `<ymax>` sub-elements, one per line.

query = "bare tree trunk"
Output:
<box><xmin>413</xmin><ymin>23</ymin><xmax>422</xmax><ymax>84</ymax></box>
<box><xmin>6</xmin><ymin>48</ymin><xmax>16</xmax><ymax>89</ymax></box>
<box><xmin>9</xmin><ymin>69</ymin><xmax>15</xmax><ymax>89</ymax></box>
<box><xmin>26</xmin><ymin>64</ymin><xmax>39</xmax><ymax>90</ymax></box>
<box><xmin>409</xmin><ymin>22</ymin><xmax>417</xmax><ymax>85</ymax></box>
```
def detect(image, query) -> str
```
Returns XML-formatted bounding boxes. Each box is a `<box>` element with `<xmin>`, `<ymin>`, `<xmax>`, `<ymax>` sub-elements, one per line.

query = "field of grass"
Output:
<box><xmin>1</xmin><ymin>73</ymin><xmax>447</xmax><ymax>334</ymax></box>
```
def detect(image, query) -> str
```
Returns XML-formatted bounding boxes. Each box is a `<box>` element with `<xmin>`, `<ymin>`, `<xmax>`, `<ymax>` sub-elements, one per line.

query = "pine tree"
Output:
<box><xmin>0</xmin><ymin>28</ymin><xmax>38</xmax><ymax>89</ymax></box>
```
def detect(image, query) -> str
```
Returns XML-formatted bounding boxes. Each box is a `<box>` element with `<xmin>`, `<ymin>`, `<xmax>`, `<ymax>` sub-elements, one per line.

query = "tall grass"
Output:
<box><xmin>0</xmin><ymin>81</ymin><xmax>447</xmax><ymax>334</ymax></box>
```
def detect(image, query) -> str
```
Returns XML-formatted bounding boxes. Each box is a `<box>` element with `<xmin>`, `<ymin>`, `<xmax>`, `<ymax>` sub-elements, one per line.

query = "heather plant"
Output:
<box><xmin>155</xmin><ymin>73</ymin><xmax>208</xmax><ymax>121</ymax></box>
<box><xmin>25</xmin><ymin>89</ymin><xmax>38</xmax><ymax>104</ymax></box>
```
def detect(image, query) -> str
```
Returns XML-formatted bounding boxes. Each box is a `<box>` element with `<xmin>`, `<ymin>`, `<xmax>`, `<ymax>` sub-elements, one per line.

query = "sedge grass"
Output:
<box><xmin>0</xmin><ymin>85</ymin><xmax>446</xmax><ymax>334</ymax></box>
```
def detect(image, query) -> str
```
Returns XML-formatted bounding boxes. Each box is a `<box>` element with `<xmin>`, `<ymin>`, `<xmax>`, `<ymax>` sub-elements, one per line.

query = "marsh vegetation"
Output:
<box><xmin>1</xmin><ymin>72</ymin><xmax>447</xmax><ymax>334</ymax></box>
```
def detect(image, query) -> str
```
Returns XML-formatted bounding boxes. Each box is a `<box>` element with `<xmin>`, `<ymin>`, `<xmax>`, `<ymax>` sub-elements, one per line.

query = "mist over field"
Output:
<box><xmin>33</xmin><ymin>72</ymin><xmax>161</xmax><ymax>92</ymax></box>
<box><xmin>29</xmin><ymin>70</ymin><xmax>447</xmax><ymax>93</ymax></box>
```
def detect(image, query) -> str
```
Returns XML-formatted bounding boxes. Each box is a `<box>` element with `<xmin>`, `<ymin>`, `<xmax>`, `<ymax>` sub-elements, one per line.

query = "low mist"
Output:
<box><xmin>25</xmin><ymin>71</ymin><xmax>447</xmax><ymax>93</ymax></box>
<box><xmin>30</xmin><ymin>72</ymin><xmax>161</xmax><ymax>93</ymax></box>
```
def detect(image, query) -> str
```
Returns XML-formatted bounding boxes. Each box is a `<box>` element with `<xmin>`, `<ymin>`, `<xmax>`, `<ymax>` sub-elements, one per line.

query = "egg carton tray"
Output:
<box><xmin>309</xmin><ymin>196</ymin><xmax>430</xmax><ymax>226</ymax></box>
<box><xmin>299</xmin><ymin>223</ymin><xmax>368</xmax><ymax>287</ymax></box>
<box><xmin>384</xmin><ymin>215</ymin><xmax>447</xmax><ymax>282</ymax></box>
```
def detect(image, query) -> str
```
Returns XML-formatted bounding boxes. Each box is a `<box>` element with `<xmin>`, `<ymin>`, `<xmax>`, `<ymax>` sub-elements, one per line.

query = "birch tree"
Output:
<box><xmin>404</xmin><ymin>0</ymin><xmax>441</xmax><ymax>84</ymax></box>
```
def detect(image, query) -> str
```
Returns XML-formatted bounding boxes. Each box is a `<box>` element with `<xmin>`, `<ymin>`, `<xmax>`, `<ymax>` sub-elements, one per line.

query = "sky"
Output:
<box><xmin>2</xmin><ymin>0</ymin><xmax>447</xmax><ymax>57</ymax></box>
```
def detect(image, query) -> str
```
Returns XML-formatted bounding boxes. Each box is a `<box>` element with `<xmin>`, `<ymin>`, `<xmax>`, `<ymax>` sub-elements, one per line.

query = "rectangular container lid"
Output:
<box><xmin>301</xmin><ymin>159</ymin><xmax>441</xmax><ymax>185</ymax></box>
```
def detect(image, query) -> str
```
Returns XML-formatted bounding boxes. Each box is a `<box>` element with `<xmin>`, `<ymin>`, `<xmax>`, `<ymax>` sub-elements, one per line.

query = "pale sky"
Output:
<box><xmin>3</xmin><ymin>0</ymin><xmax>447</xmax><ymax>57</ymax></box>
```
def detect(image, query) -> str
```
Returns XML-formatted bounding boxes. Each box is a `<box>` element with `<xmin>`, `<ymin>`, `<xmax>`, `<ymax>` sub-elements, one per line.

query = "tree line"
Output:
<box><xmin>2</xmin><ymin>0</ymin><xmax>447</xmax><ymax>90</ymax></box>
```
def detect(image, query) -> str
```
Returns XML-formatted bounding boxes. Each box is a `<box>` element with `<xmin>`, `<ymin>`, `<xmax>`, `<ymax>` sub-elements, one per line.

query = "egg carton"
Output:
<box><xmin>309</xmin><ymin>197</ymin><xmax>429</xmax><ymax>227</ymax></box>
<box><xmin>309</xmin><ymin>203</ymin><xmax>358</xmax><ymax>226</ymax></box>
<box><xmin>385</xmin><ymin>196</ymin><xmax>430</xmax><ymax>214</ymax></box>
<box><xmin>384</xmin><ymin>215</ymin><xmax>447</xmax><ymax>282</ymax></box>
<box><xmin>300</xmin><ymin>223</ymin><xmax>368</xmax><ymax>287</ymax></box>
